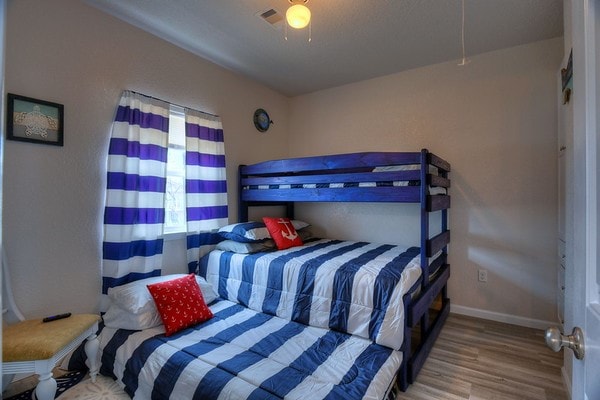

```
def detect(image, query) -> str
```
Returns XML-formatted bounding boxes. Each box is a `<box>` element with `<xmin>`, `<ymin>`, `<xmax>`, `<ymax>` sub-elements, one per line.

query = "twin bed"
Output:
<box><xmin>92</xmin><ymin>150</ymin><xmax>451</xmax><ymax>399</ymax></box>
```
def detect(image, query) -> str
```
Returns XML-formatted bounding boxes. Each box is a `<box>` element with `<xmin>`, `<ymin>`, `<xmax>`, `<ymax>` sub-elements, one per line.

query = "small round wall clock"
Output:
<box><xmin>253</xmin><ymin>108</ymin><xmax>273</xmax><ymax>132</ymax></box>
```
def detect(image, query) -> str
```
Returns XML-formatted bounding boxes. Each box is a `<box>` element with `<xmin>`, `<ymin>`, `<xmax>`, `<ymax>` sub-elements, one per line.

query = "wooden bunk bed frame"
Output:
<box><xmin>237</xmin><ymin>149</ymin><xmax>451</xmax><ymax>391</ymax></box>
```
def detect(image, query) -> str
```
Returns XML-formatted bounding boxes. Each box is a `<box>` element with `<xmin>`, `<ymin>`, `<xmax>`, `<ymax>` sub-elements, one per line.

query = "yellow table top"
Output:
<box><xmin>3</xmin><ymin>313</ymin><xmax>100</xmax><ymax>362</ymax></box>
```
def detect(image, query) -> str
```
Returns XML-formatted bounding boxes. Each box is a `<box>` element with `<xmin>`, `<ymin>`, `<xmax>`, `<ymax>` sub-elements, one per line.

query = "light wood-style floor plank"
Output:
<box><xmin>5</xmin><ymin>313</ymin><xmax>567</xmax><ymax>400</ymax></box>
<box><xmin>396</xmin><ymin>313</ymin><xmax>568</xmax><ymax>400</ymax></box>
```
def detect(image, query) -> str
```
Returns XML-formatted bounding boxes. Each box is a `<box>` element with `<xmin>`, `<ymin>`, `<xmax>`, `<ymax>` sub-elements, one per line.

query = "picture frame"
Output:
<box><xmin>561</xmin><ymin>49</ymin><xmax>573</xmax><ymax>92</ymax></box>
<box><xmin>561</xmin><ymin>49</ymin><xmax>573</xmax><ymax>105</ymax></box>
<box><xmin>6</xmin><ymin>93</ymin><xmax>64</xmax><ymax>146</ymax></box>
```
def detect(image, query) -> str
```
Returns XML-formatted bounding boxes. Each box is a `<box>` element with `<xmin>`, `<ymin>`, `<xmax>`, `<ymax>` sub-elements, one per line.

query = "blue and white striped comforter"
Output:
<box><xmin>99</xmin><ymin>300</ymin><xmax>402</xmax><ymax>400</ymax></box>
<box><xmin>199</xmin><ymin>239</ymin><xmax>422</xmax><ymax>350</ymax></box>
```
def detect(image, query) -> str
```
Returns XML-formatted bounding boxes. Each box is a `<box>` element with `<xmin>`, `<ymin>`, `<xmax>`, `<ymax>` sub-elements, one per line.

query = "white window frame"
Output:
<box><xmin>163</xmin><ymin>105</ymin><xmax>187</xmax><ymax>238</ymax></box>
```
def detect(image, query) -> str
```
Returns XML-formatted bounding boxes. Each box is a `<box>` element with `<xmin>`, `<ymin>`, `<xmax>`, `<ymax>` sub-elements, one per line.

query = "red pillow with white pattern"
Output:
<box><xmin>147</xmin><ymin>274</ymin><xmax>213</xmax><ymax>336</ymax></box>
<box><xmin>262</xmin><ymin>217</ymin><xmax>304</xmax><ymax>250</ymax></box>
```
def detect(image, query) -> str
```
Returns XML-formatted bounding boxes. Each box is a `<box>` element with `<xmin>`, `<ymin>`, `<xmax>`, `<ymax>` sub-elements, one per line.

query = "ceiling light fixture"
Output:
<box><xmin>286</xmin><ymin>0</ymin><xmax>310</xmax><ymax>29</ymax></box>
<box><xmin>285</xmin><ymin>0</ymin><xmax>311</xmax><ymax>42</ymax></box>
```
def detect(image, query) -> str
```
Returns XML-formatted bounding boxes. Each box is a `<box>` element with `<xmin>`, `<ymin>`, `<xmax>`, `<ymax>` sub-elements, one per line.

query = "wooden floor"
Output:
<box><xmin>396</xmin><ymin>313</ymin><xmax>568</xmax><ymax>400</ymax></box>
<box><xmin>3</xmin><ymin>313</ymin><xmax>568</xmax><ymax>400</ymax></box>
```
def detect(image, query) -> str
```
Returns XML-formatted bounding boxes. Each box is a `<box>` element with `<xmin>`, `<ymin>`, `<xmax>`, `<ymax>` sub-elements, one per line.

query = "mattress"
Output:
<box><xmin>199</xmin><ymin>239</ymin><xmax>423</xmax><ymax>350</ymax></box>
<box><xmin>242</xmin><ymin>182</ymin><xmax>446</xmax><ymax>195</ymax></box>
<box><xmin>99</xmin><ymin>299</ymin><xmax>402</xmax><ymax>400</ymax></box>
<box><xmin>242</xmin><ymin>164</ymin><xmax>447</xmax><ymax>195</ymax></box>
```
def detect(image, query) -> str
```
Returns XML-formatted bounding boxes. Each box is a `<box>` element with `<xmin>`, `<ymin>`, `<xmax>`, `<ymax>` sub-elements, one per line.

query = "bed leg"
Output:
<box><xmin>409</xmin><ymin>296</ymin><xmax>451</xmax><ymax>383</ymax></box>
<box><xmin>397</xmin><ymin>355</ymin><xmax>409</xmax><ymax>392</ymax></box>
<box><xmin>397</xmin><ymin>370</ymin><xmax>409</xmax><ymax>392</ymax></box>
<box><xmin>397</xmin><ymin>325</ymin><xmax>412</xmax><ymax>392</ymax></box>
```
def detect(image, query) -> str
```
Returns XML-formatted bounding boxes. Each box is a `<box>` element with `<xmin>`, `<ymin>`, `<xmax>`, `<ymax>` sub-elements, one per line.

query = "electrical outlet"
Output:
<box><xmin>478</xmin><ymin>269</ymin><xmax>488</xmax><ymax>282</ymax></box>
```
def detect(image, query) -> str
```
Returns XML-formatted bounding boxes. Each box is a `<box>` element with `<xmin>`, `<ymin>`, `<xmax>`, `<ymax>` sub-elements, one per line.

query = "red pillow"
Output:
<box><xmin>262</xmin><ymin>217</ymin><xmax>304</xmax><ymax>250</ymax></box>
<box><xmin>147</xmin><ymin>274</ymin><xmax>213</xmax><ymax>336</ymax></box>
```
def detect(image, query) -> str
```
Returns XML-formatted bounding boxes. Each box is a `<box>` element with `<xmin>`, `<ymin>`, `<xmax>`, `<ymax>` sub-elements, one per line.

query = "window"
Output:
<box><xmin>103</xmin><ymin>90</ymin><xmax>227</xmax><ymax>296</ymax></box>
<box><xmin>164</xmin><ymin>105</ymin><xmax>187</xmax><ymax>234</ymax></box>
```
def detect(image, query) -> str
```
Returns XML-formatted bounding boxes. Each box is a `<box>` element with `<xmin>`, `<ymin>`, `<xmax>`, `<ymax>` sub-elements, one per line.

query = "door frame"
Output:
<box><xmin>566</xmin><ymin>0</ymin><xmax>599</xmax><ymax>398</ymax></box>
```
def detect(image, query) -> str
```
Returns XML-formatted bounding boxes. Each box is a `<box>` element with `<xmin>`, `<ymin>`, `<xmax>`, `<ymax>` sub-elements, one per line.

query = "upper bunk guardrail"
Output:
<box><xmin>242</xmin><ymin>170</ymin><xmax>422</xmax><ymax>186</ymax></box>
<box><xmin>240</xmin><ymin>152</ymin><xmax>423</xmax><ymax>176</ymax></box>
<box><xmin>242</xmin><ymin>186</ymin><xmax>422</xmax><ymax>203</ymax></box>
<box><xmin>239</xmin><ymin>150</ymin><xmax>451</xmax><ymax>205</ymax></box>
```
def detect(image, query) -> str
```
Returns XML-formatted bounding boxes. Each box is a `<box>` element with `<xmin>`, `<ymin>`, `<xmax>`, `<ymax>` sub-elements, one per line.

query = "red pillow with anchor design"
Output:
<box><xmin>147</xmin><ymin>274</ymin><xmax>213</xmax><ymax>336</ymax></box>
<box><xmin>263</xmin><ymin>217</ymin><xmax>304</xmax><ymax>250</ymax></box>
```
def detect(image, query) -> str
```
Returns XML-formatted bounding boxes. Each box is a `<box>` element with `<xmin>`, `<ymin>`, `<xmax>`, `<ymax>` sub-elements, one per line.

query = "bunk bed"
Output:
<box><xmin>233</xmin><ymin>149</ymin><xmax>451</xmax><ymax>391</ymax></box>
<box><xmin>90</xmin><ymin>150</ymin><xmax>450</xmax><ymax>399</ymax></box>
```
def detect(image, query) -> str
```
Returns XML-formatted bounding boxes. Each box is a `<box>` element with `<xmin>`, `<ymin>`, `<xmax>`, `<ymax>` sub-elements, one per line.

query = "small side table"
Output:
<box><xmin>2</xmin><ymin>314</ymin><xmax>100</xmax><ymax>400</ymax></box>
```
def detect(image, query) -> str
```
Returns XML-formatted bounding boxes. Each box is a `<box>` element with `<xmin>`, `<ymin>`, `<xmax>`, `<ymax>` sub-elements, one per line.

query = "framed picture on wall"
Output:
<box><xmin>6</xmin><ymin>93</ymin><xmax>64</xmax><ymax>146</ymax></box>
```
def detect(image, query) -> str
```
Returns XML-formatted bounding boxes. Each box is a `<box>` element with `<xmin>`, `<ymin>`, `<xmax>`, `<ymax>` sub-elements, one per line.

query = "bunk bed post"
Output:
<box><xmin>238</xmin><ymin>165</ymin><xmax>249</xmax><ymax>222</ymax></box>
<box><xmin>441</xmin><ymin>176</ymin><xmax>448</xmax><ymax>256</ymax></box>
<box><xmin>419</xmin><ymin>149</ymin><xmax>430</xmax><ymax>334</ymax></box>
<box><xmin>440</xmin><ymin>162</ymin><xmax>448</xmax><ymax>251</ymax></box>
<box><xmin>408</xmin><ymin>150</ymin><xmax>452</xmax><ymax>384</ymax></box>
<box><xmin>440</xmin><ymin>167</ymin><xmax>450</xmax><ymax>307</ymax></box>
<box><xmin>399</xmin><ymin>293</ymin><xmax>413</xmax><ymax>391</ymax></box>
<box><xmin>286</xmin><ymin>202</ymin><xmax>295</xmax><ymax>219</ymax></box>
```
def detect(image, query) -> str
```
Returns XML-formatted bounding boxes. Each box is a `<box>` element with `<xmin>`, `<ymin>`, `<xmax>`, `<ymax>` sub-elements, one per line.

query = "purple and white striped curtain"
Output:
<box><xmin>101</xmin><ymin>91</ymin><xmax>169</xmax><ymax>306</ymax></box>
<box><xmin>185</xmin><ymin>109</ymin><xmax>228</xmax><ymax>273</ymax></box>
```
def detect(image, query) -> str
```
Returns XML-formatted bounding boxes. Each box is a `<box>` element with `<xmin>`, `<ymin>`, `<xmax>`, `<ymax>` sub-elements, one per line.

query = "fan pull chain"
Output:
<box><xmin>458</xmin><ymin>0</ymin><xmax>469</xmax><ymax>66</ymax></box>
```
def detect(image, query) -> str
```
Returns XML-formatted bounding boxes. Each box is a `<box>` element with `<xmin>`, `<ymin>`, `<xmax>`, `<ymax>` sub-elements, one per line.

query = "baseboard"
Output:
<box><xmin>561</xmin><ymin>366</ymin><xmax>572</xmax><ymax>400</ymax></box>
<box><xmin>450</xmin><ymin>304</ymin><xmax>556</xmax><ymax>330</ymax></box>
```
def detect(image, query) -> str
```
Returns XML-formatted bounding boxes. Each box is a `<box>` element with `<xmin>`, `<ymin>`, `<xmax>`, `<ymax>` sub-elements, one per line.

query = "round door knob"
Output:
<box><xmin>545</xmin><ymin>326</ymin><xmax>585</xmax><ymax>360</ymax></box>
<box><xmin>545</xmin><ymin>327</ymin><xmax>564</xmax><ymax>352</ymax></box>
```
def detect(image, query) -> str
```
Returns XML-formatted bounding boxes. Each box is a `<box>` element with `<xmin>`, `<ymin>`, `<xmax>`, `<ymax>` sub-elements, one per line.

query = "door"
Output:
<box><xmin>564</xmin><ymin>0</ymin><xmax>600</xmax><ymax>399</ymax></box>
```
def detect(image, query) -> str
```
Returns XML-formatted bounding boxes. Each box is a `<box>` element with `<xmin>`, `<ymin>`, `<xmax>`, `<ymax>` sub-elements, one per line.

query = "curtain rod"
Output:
<box><xmin>128</xmin><ymin>90</ymin><xmax>220</xmax><ymax>118</ymax></box>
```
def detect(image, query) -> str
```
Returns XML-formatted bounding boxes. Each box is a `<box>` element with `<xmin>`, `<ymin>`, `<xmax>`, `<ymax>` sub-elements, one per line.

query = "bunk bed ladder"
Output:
<box><xmin>238</xmin><ymin>165</ymin><xmax>247</xmax><ymax>222</ymax></box>
<box><xmin>406</xmin><ymin>149</ymin><xmax>452</xmax><ymax>385</ymax></box>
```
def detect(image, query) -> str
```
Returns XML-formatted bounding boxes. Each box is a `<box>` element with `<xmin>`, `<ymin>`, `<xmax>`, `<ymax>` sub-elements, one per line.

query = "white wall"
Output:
<box><xmin>4</xmin><ymin>0</ymin><xmax>564</xmax><ymax>327</ymax></box>
<box><xmin>3</xmin><ymin>0</ymin><xmax>289</xmax><ymax>318</ymax></box>
<box><xmin>289</xmin><ymin>38</ymin><xmax>563</xmax><ymax>325</ymax></box>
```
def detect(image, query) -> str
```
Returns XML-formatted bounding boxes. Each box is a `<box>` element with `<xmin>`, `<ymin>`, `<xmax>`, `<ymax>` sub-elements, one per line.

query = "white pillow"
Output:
<box><xmin>103</xmin><ymin>303</ymin><xmax>163</xmax><ymax>330</ymax></box>
<box><xmin>218</xmin><ymin>221</ymin><xmax>271</xmax><ymax>243</ymax></box>
<box><xmin>107</xmin><ymin>274</ymin><xmax>217</xmax><ymax>315</ymax></box>
<box><xmin>216</xmin><ymin>239</ymin><xmax>275</xmax><ymax>254</ymax></box>
<box><xmin>218</xmin><ymin>220</ymin><xmax>310</xmax><ymax>243</ymax></box>
<box><xmin>373</xmin><ymin>165</ymin><xmax>439</xmax><ymax>173</ymax></box>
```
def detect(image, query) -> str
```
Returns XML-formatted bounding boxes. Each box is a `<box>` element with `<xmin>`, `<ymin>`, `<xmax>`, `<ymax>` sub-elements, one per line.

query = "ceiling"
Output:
<box><xmin>85</xmin><ymin>0</ymin><xmax>564</xmax><ymax>97</ymax></box>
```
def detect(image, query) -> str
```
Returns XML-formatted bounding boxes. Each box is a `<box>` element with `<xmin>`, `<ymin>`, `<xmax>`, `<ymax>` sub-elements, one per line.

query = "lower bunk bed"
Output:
<box><xmin>199</xmin><ymin>238</ymin><xmax>423</xmax><ymax>350</ymax></box>
<box><xmin>86</xmin><ymin>150</ymin><xmax>450</xmax><ymax>399</ymax></box>
<box><xmin>98</xmin><ymin>298</ymin><xmax>403</xmax><ymax>399</ymax></box>
<box><xmin>197</xmin><ymin>237</ymin><xmax>449</xmax><ymax>395</ymax></box>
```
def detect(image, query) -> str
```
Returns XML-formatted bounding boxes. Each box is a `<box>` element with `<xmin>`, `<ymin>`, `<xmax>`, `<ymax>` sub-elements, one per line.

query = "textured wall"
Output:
<box><xmin>4</xmin><ymin>0</ymin><xmax>289</xmax><ymax>317</ymax></box>
<box><xmin>5</xmin><ymin>0</ymin><xmax>563</xmax><ymax>327</ymax></box>
<box><xmin>289</xmin><ymin>38</ymin><xmax>563</xmax><ymax>325</ymax></box>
